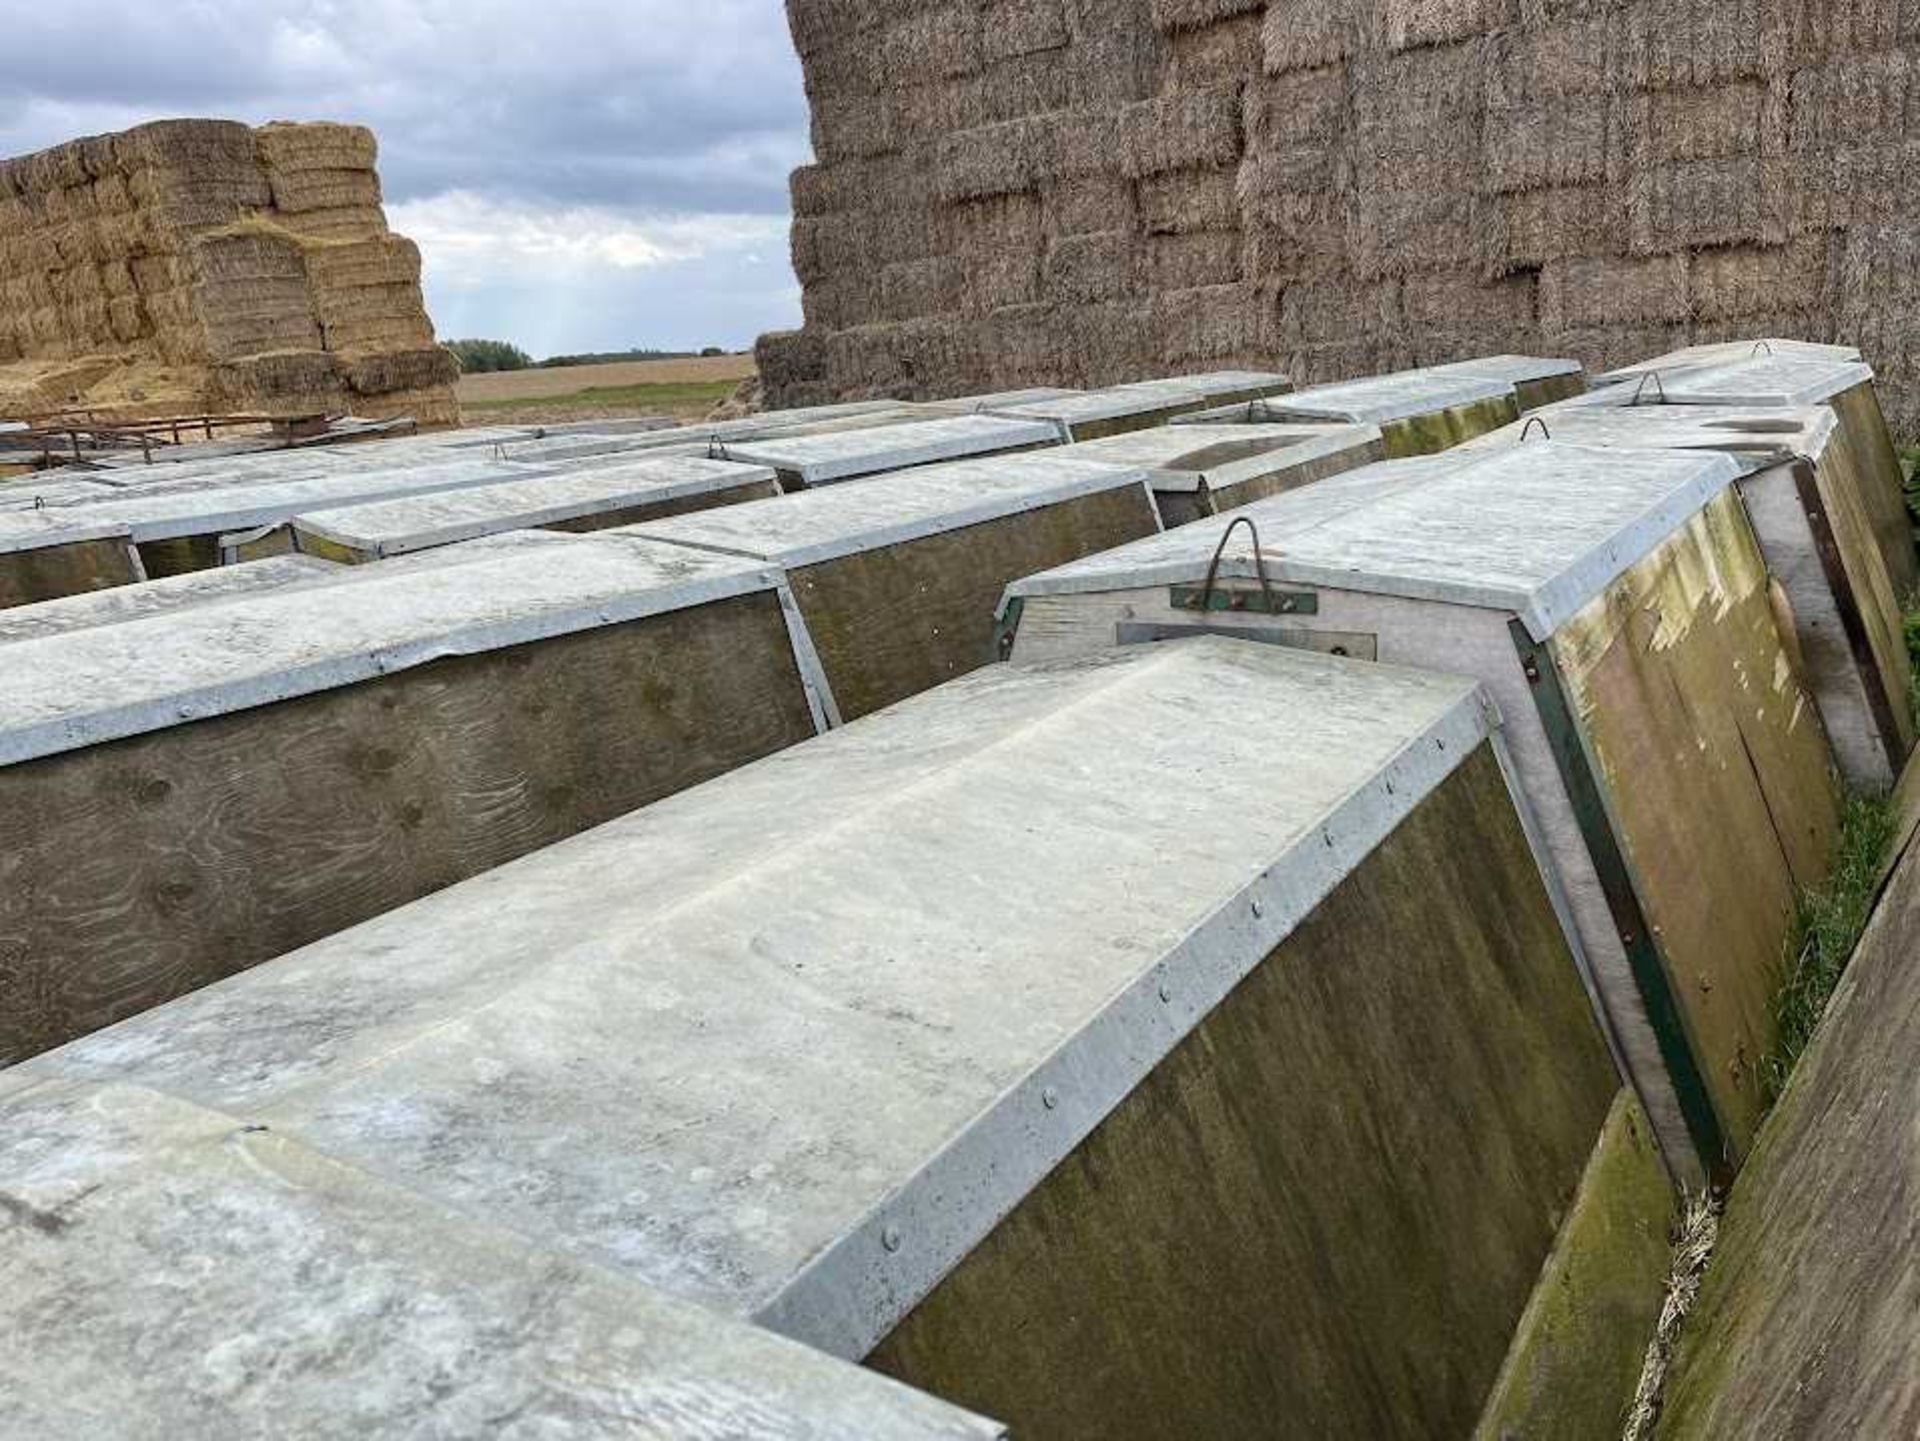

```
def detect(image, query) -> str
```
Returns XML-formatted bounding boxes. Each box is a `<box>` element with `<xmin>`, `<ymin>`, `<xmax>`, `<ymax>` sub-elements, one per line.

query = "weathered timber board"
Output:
<box><xmin>1655</xmin><ymin>842</ymin><xmax>1920</xmax><ymax>1440</ymax></box>
<box><xmin>0</xmin><ymin>590</ymin><xmax>818</xmax><ymax>1063</ymax></box>
<box><xmin>1553</xmin><ymin>489</ymin><xmax>1843</xmax><ymax>1160</ymax></box>
<box><xmin>868</xmin><ymin>745</ymin><xmax>1620</xmax><ymax>1440</ymax></box>
<box><xmin>790</xmin><ymin>484</ymin><xmax>1160</xmax><ymax>720</ymax></box>
<box><xmin>1828</xmin><ymin>380</ymin><xmax>1919</xmax><ymax>605</ymax></box>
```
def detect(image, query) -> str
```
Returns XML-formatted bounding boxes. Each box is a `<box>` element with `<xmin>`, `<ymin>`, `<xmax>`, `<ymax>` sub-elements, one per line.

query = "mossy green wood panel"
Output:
<box><xmin>789</xmin><ymin>485</ymin><xmax>1160</xmax><ymax>720</ymax></box>
<box><xmin>1471</xmin><ymin>1091</ymin><xmax>1677</xmax><ymax>1441</ymax></box>
<box><xmin>1828</xmin><ymin>382</ymin><xmax>1918</xmax><ymax>606</ymax></box>
<box><xmin>1379</xmin><ymin>395</ymin><xmax>1522</xmax><ymax>458</ymax></box>
<box><xmin>0</xmin><ymin>591</ymin><xmax>818</xmax><ymax>1064</ymax></box>
<box><xmin>865</xmin><ymin>745</ymin><xmax>1620</xmax><ymax>1440</ymax></box>
<box><xmin>136</xmin><ymin>535</ymin><xmax>220</xmax><ymax>578</ymax></box>
<box><xmin>0</xmin><ymin>538</ymin><xmax>140</xmax><ymax>608</ymax></box>
<box><xmin>1552</xmin><ymin>489</ymin><xmax>1843</xmax><ymax>1165</ymax></box>
<box><xmin>1513</xmin><ymin>373</ymin><xmax>1587</xmax><ymax>413</ymax></box>
<box><xmin>1798</xmin><ymin>440</ymin><xmax>1917</xmax><ymax>764</ymax></box>
<box><xmin>1655</xmin><ymin>844</ymin><xmax>1920</xmax><ymax>1440</ymax></box>
<box><xmin>1178</xmin><ymin>437</ymin><xmax>1389</xmax><ymax>526</ymax></box>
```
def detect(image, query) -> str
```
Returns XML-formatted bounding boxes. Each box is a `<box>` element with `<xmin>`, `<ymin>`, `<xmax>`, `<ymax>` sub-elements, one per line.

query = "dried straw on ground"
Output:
<box><xmin>0</xmin><ymin>119</ymin><xmax>458</xmax><ymax>425</ymax></box>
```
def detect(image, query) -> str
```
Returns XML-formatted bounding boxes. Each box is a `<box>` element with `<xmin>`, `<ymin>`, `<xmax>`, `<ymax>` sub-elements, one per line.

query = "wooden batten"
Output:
<box><xmin>618</xmin><ymin>452</ymin><xmax>1164</xmax><ymax>720</ymax></box>
<box><xmin>1002</xmin><ymin>442</ymin><xmax>1846</xmax><ymax>1186</ymax></box>
<box><xmin>2</xmin><ymin>640</ymin><xmax>1643</xmax><ymax>1439</ymax></box>
<box><xmin>0</xmin><ymin>532</ymin><xmax>830</xmax><ymax>1062</ymax></box>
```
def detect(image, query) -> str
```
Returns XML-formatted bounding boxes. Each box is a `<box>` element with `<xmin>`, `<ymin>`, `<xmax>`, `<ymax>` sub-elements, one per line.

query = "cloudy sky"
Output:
<box><xmin>0</xmin><ymin>1</ymin><xmax>811</xmax><ymax>357</ymax></box>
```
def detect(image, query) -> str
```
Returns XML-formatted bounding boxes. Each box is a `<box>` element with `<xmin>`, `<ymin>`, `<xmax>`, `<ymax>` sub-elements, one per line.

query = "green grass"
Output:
<box><xmin>461</xmin><ymin>379</ymin><xmax>741</xmax><ymax>418</ymax></box>
<box><xmin>1764</xmin><ymin>790</ymin><xmax>1898</xmax><ymax>1101</ymax></box>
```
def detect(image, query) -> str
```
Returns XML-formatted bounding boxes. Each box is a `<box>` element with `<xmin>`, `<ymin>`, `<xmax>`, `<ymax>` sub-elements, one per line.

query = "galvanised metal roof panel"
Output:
<box><xmin>0</xmin><ymin>1077</ymin><xmax>1003</xmax><ymax>1439</ymax></box>
<box><xmin>1060</xmin><ymin>423</ymin><xmax>1384</xmax><ymax>494</ymax></box>
<box><xmin>617</xmin><ymin>452</ymin><xmax>1155</xmax><ymax>568</ymax></box>
<box><xmin>13</xmin><ymin>639</ymin><xmax>1494</xmax><ymax>1364</ymax></box>
<box><xmin>714</xmin><ymin>414</ymin><xmax>1061</xmax><ymax>485</ymax></box>
<box><xmin>289</xmin><ymin>456</ymin><xmax>778</xmax><ymax>558</ymax></box>
<box><xmin>0</xmin><ymin>531</ymin><xmax>776</xmax><ymax>766</ymax></box>
<box><xmin>0</xmin><ymin>556</ymin><xmax>339</xmax><ymax>645</ymax></box>
<box><xmin>1004</xmin><ymin>442</ymin><xmax>1744</xmax><ymax>640</ymax></box>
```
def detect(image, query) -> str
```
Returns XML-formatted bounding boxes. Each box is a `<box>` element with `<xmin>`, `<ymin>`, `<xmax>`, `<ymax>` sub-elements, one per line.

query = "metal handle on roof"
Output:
<box><xmin>1520</xmin><ymin>417</ymin><xmax>1552</xmax><ymax>442</ymax></box>
<box><xmin>1193</xmin><ymin>515</ymin><xmax>1281</xmax><ymax>616</ymax></box>
<box><xmin>1629</xmin><ymin>371</ymin><xmax>1668</xmax><ymax>407</ymax></box>
<box><xmin>1751</xmin><ymin>341</ymin><xmax>1774</xmax><ymax>357</ymax></box>
<box><xmin>708</xmin><ymin>437</ymin><xmax>730</xmax><ymax>461</ymax></box>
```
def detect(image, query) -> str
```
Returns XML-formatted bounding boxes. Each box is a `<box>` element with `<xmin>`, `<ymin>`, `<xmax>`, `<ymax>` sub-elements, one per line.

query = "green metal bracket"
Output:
<box><xmin>994</xmin><ymin>597</ymin><xmax>1026</xmax><ymax>661</ymax></box>
<box><xmin>1170</xmin><ymin>586</ymin><xmax>1319</xmax><ymax>616</ymax></box>
<box><xmin>1511</xmin><ymin>619</ymin><xmax>1733</xmax><ymax>1185</ymax></box>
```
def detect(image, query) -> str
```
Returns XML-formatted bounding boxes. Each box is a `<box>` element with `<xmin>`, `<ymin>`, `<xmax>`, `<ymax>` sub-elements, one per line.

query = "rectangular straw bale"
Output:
<box><xmin>1629</xmin><ymin>155</ymin><xmax>1788</xmax><ymax>253</ymax></box>
<box><xmin>1117</xmin><ymin>85</ymin><xmax>1245</xmax><ymax>178</ymax></box>
<box><xmin>878</xmin><ymin>5</ymin><xmax>985</xmax><ymax>83</ymax></box>
<box><xmin>1619</xmin><ymin>81</ymin><xmax>1785</xmax><ymax>167</ymax></box>
<box><xmin>1279</xmin><ymin>276</ymin><xmax>1404</xmax><ymax>345</ymax></box>
<box><xmin>1538</xmin><ymin>252</ymin><xmax>1690</xmax><ymax>331</ymax></box>
<box><xmin>1139</xmin><ymin>164</ymin><xmax>1241</xmax><ymax>233</ymax></box>
<box><xmin>1486</xmin><ymin>16</ymin><xmax>1630</xmax><ymax>105</ymax></box>
<box><xmin>1691</xmin><ymin>238</ymin><xmax>1832</xmax><ymax>322</ymax></box>
<box><xmin>1162</xmin><ymin>12</ymin><xmax>1267</xmax><ymax>87</ymax></box>
<box><xmin>981</xmin><ymin>0</ymin><xmax>1070</xmax><ymax>61</ymax></box>
<box><xmin>1483</xmin><ymin>100</ymin><xmax>1611</xmax><ymax>193</ymax></box>
<box><xmin>878</xmin><ymin>256</ymin><xmax>961</xmax><ymax>320</ymax></box>
<box><xmin>933</xmin><ymin>117</ymin><xmax>1047</xmax><ymax>202</ymax></box>
<box><xmin>341</xmin><ymin>347</ymin><xmax>463</xmax><ymax>396</ymax></box>
<box><xmin>1263</xmin><ymin>0</ymin><xmax>1374</xmax><ymax>74</ymax></box>
<box><xmin>1245</xmin><ymin>65</ymin><xmax>1350</xmax><ymax>147</ymax></box>
<box><xmin>1636</xmin><ymin>0</ymin><xmax>1790</xmax><ymax>91</ymax></box>
<box><xmin>1477</xmin><ymin>183</ymin><xmax>1619</xmax><ymax>273</ymax></box>
<box><xmin>1381</xmin><ymin>0</ymin><xmax>1518</xmax><ymax>53</ymax></box>
<box><xmin>255</xmin><ymin>122</ymin><xmax>379</xmax><ymax>175</ymax></box>
<box><xmin>1152</xmin><ymin>280</ymin><xmax>1259</xmax><ymax>362</ymax></box>
<box><xmin>1787</xmin><ymin>50</ymin><xmax>1915</xmax><ymax>152</ymax></box>
<box><xmin>1041</xmin><ymin>174</ymin><xmax>1136</xmax><ymax>237</ymax></box>
<box><xmin>811</xmin><ymin>97</ymin><xmax>895</xmax><ymax>161</ymax></box>
<box><xmin>265</xmin><ymin>168</ymin><xmax>384</xmax><ymax>216</ymax></box>
<box><xmin>1149</xmin><ymin>0</ymin><xmax>1265</xmax><ymax>32</ymax></box>
<box><xmin>1044</xmin><ymin>230</ymin><xmax>1136</xmax><ymax>303</ymax></box>
<box><xmin>1145</xmin><ymin>230</ymin><xmax>1244</xmax><ymax>290</ymax></box>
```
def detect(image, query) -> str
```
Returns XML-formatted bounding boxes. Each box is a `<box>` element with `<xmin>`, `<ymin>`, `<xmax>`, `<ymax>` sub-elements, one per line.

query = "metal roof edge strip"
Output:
<box><xmin>754</xmin><ymin>673</ymin><xmax>1497</xmax><ymax>1359</ymax></box>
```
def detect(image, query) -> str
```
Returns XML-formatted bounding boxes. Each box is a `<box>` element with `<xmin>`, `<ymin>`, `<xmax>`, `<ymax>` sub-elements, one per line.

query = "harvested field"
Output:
<box><xmin>456</xmin><ymin>354</ymin><xmax>756</xmax><ymax>421</ymax></box>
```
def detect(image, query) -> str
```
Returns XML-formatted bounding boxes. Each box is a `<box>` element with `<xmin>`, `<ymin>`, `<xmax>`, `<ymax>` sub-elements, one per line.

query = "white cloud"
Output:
<box><xmin>389</xmin><ymin>191</ymin><xmax>791</xmax><ymax>287</ymax></box>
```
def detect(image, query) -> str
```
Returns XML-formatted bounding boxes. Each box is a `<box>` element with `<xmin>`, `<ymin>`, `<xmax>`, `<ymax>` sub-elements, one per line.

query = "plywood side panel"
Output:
<box><xmin>867</xmin><ymin>745</ymin><xmax>1619</xmax><ymax>1440</ymax></box>
<box><xmin>1553</xmin><ymin>489</ymin><xmax>1843</xmax><ymax>1161</ymax></box>
<box><xmin>0</xmin><ymin>591</ymin><xmax>818</xmax><ymax>1063</ymax></box>
<box><xmin>793</xmin><ymin>485</ymin><xmax>1160</xmax><ymax>719</ymax></box>
<box><xmin>1379</xmin><ymin>395</ymin><xmax>1522</xmax><ymax>458</ymax></box>
<box><xmin>0</xmin><ymin>539</ymin><xmax>141</xmax><ymax>608</ymax></box>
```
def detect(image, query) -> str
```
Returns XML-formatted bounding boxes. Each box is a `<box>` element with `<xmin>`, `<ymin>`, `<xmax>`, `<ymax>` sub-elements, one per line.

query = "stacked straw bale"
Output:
<box><xmin>763</xmin><ymin>1</ymin><xmax>1920</xmax><ymax>434</ymax></box>
<box><xmin>0</xmin><ymin>119</ymin><xmax>458</xmax><ymax>425</ymax></box>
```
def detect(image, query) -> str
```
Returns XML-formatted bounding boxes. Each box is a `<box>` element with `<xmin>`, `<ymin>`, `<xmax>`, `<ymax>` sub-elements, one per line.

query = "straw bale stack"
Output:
<box><xmin>0</xmin><ymin>119</ymin><xmax>457</xmax><ymax>425</ymax></box>
<box><xmin>763</xmin><ymin>0</ymin><xmax>1920</xmax><ymax>432</ymax></box>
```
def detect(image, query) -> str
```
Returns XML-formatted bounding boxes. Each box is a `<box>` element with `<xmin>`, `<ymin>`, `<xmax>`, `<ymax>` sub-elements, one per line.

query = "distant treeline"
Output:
<box><xmin>446</xmin><ymin>340</ymin><xmax>736</xmax><ymax>374</ymax></box>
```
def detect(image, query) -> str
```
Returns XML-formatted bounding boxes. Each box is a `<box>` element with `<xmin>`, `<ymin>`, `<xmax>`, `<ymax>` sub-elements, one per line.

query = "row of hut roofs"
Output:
<box><xmin>0</xmin><ymin>337</ymin><xmax>1912</xmax><ymax>1437</ymax></box>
